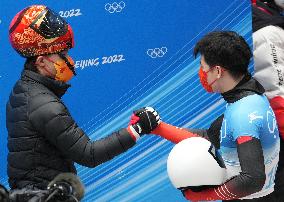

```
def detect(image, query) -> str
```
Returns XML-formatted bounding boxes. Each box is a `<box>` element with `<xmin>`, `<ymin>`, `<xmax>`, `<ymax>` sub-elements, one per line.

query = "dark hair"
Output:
<box><xmin>194</xmin><ymin>31</ymin><xmax>252</xmax><ymax>79</ymax></box>
<box><xmin>24</xmin><ymin>56</ymin><xmax>38</xmax><ymax>72</ymax></box>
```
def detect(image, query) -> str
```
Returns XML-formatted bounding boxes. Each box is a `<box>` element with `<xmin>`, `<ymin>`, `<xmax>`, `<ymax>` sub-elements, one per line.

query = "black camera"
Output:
<box><xmin>9</xmin><ymin>173</ymin><xmax>84</xmax><ymax>202</ymax></box>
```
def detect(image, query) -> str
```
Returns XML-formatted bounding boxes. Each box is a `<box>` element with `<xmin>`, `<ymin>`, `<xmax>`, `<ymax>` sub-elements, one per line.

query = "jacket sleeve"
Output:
<box><xmin>253</xmin><ymin>25</ymin><xmax>284</xmax><ymax>100</ymax></box>
<box><xmin>152</xmin><ymin>115</ymin><xmax>223</xmax><ymax>149</ymax></box>
<box><xmin>29</xmin><ymin>93</ymin><xmax>135</xmax><ymax>167</ymax></box>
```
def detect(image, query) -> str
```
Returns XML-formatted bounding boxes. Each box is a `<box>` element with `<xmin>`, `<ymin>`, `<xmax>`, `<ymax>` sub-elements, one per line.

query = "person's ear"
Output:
<box><xmin>215</xmin><ymin>66</ymin><xmax>222</xmax><ymax>78</ymax></box>
<box><xmin>35</xmin><ymin>56</ymin><xmax>45</xmax><ymax>66</ymax></box>
<box><xmin>35</xmin><ymin>56</ymin><xmax>51</xmax><ymax>76</ymax></box>
<box><xmin>35</xmin><ymin>56</ymin><xmax>46</xmax><ymax>71</ymax></box>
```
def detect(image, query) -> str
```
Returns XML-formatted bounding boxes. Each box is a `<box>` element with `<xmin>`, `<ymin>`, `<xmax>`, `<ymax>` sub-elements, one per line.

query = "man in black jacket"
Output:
<box><xmin>7</xmin><ymin>5</ymin><xmax>159</xmax><ymax>200</ymax></box>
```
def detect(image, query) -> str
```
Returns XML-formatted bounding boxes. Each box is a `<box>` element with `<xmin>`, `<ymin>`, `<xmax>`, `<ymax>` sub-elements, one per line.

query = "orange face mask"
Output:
<box><xmin>45</xmin><ymin>54</ymin><xmax>76</xmax><ymax>82</ymax></box>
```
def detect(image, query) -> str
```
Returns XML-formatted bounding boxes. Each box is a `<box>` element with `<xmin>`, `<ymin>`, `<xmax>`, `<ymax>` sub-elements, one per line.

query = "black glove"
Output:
<box><xmin>128</xmin><ymin>107</ymin><xmax>161</xmax><ymax>139</ymax></box>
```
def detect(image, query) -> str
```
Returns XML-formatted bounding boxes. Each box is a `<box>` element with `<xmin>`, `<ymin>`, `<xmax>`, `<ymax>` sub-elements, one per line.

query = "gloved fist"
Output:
<box><xmin>128</xmin><ymin>107</ymin><xmax>161</xmax><ymax>140</ymax></box>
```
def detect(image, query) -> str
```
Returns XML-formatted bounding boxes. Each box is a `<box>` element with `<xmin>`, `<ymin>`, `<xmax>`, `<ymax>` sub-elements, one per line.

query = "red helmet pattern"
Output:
<box><xmin>9</xmin><ymin>5</ymin><xmax>74</xmax><ymax>57</ymax></box>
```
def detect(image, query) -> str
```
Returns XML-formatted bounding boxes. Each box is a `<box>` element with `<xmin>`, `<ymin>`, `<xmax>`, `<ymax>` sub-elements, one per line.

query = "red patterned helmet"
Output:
<box><xmin>9</xmin><ymin>5</ymin><xmax>74</xmax><ymax>57</ymax></box>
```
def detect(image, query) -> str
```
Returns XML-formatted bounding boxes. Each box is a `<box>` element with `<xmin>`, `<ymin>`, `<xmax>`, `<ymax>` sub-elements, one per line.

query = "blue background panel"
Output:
<box><xmin>0</xmin><ymin>1</ymin><xmax>252</xmax><ymax>201</ymax></box>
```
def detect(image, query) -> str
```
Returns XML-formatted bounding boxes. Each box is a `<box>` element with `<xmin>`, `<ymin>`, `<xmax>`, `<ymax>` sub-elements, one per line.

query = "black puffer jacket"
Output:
<box><xmin>6</xmin><ymin>70</ymin><xmax>135</xmax><ymax>189</ymax></box>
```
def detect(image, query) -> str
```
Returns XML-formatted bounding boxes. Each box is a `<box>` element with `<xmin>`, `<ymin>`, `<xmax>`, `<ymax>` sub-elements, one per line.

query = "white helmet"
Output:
<box><xmin>167</xmin><ymin>137</ymin><xmax>227</xmax><ymax>189</ymax></box>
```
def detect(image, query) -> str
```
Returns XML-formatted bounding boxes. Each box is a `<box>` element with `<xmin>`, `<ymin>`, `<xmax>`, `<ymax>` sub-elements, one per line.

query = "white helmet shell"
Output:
<box><xmin>167</xmin><ymin>137</ymin><xmax>227</xmax><ymax>189</ymax></box>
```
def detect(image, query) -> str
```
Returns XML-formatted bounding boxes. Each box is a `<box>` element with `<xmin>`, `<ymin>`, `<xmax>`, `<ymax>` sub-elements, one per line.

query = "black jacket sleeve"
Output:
<box><xmin>29</xmin><ymin>94</ymin><xmax>135</xmax><ymax>167</ymax></box>
<box><xmin>221</xmin><ymin>137</ymin><xmax>266</xmax><ymax>197</ymax></box>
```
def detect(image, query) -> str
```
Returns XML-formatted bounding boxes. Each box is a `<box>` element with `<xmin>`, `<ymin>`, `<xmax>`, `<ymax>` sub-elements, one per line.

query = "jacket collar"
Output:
<box><xmin>221</xmin><ymin>74</ymin><xmax>265</xmax><ymax>103</ymax></box>
<box><xmin>22</xmin><ymin>70</ymin><xmax>70</xmax><ymax>98</ymax></box>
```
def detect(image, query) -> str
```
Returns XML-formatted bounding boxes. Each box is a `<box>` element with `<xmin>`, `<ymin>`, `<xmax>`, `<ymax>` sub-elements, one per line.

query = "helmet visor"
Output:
<box><xmin>30</xmin><ymin>8</ymin><xmax>68</xmax><ymax>39</ymax></box>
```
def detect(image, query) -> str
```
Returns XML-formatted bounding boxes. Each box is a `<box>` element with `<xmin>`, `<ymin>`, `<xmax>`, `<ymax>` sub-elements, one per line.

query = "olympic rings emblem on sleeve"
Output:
<box><xmin>146</xmin><ymin>47</ymin><xmax>167</xmax><ymax>58</ymax></box>
<box><xmin>267</xmin><ymin>107</ymin><xmax>277</xmax><ymax>137</ymax></box>
<box><xmin>105</xmin><ymin>1</ymin><xmax>126</xmax><ymax>13</ymax></box>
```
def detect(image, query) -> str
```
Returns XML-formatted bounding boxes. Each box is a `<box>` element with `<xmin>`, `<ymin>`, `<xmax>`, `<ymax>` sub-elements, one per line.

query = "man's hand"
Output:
<box><xmin>127</xmin><ymin>107</ymin><xmax>161</xmax><ymax>140</ymax></box>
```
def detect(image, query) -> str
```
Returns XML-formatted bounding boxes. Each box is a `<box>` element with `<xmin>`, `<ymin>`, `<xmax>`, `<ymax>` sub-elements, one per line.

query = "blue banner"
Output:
<box><xmin>0</xmin><ymin>0</ymin><xmax>252</xmax><ymax>201</ymax></box>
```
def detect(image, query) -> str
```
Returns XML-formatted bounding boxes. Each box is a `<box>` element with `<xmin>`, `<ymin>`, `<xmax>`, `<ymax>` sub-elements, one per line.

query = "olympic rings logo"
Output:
<box><xmin>105</xmin><ymin>1</ymin><xmax>126</xmax><ymax>13</ymax></box>
<box><xmin>146</xmin><ymin>47</ymin><xmax>168</xmax><ymax>58</ymax></box>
